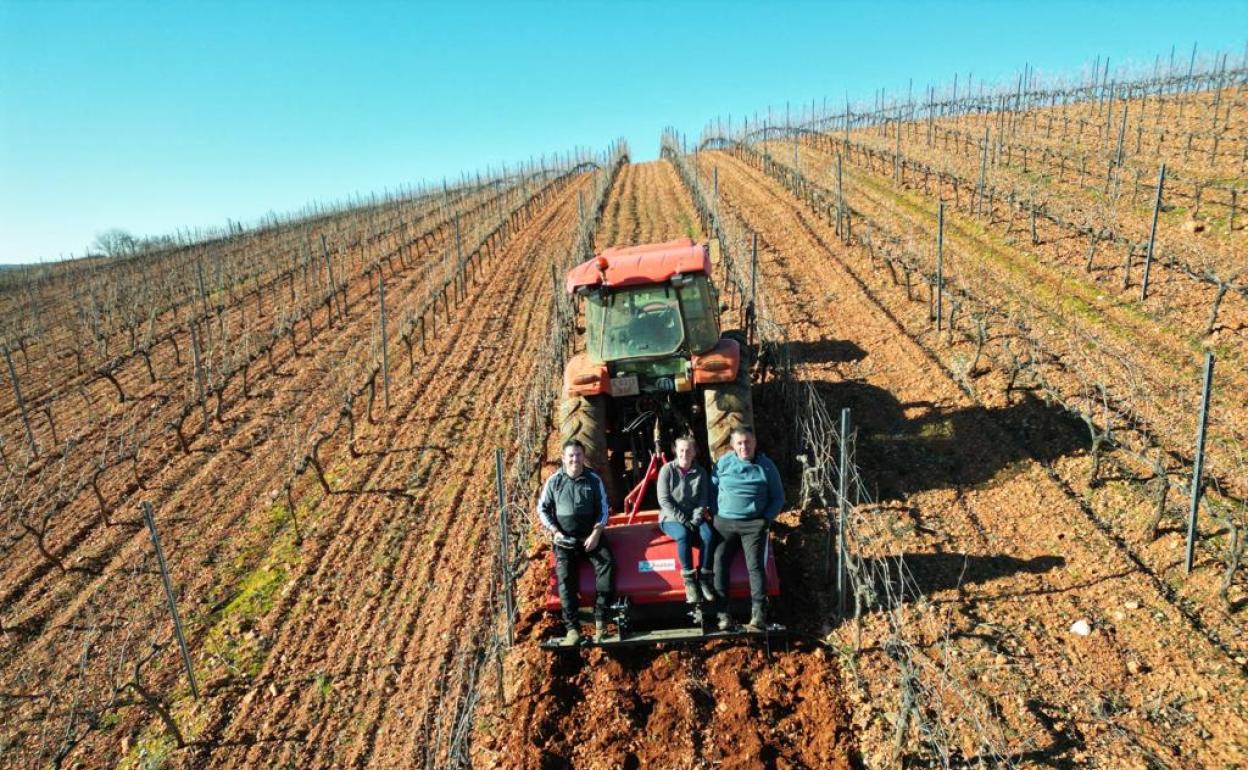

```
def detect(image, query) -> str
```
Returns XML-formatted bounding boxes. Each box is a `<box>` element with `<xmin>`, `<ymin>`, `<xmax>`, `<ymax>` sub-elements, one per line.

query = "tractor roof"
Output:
<box><xmin>565</xmin><ymin>238</ymin><xmax>710</xmax><ymax>293</ymax></box>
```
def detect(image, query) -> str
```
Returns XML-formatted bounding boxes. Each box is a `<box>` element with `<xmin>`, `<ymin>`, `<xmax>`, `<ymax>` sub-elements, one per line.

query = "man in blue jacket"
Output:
<box><xmin>711</xmin><ymin>426</ymin><xmax>783</xmax><ymax>631</ymax></box>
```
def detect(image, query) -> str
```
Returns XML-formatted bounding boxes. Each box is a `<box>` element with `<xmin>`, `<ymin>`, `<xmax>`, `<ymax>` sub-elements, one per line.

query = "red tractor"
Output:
<box><xmin>542</xmin><ymin>238</ymin><xmax>782</xmax><ymax>648</ymax></box>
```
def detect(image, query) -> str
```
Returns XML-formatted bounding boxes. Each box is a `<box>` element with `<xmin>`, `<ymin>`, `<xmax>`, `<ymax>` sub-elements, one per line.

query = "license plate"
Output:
<box><xmin>610</xmin><ymin>375</ymin><xmax>639</xmax><ymax>396</ymax></box>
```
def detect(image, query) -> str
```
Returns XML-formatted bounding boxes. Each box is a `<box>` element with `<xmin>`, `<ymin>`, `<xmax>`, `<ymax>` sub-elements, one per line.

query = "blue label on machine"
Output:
<box><xmin>638</xmin><ymin>558</ymin><xmax>676</xmax><ymax>573</ymax></box>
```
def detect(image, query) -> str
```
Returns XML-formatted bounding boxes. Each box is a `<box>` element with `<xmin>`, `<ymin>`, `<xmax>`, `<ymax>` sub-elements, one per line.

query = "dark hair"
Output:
<box><xmin>672</xmin><ymin>434</ymin><xmax>697</xmax><ymax>451</ymax></box>
<box><xmin>561</xmin><ymin>438</ymin><xmax>586</xmax><ymax>453</ymax></box>
<box><xmin>729</xmin><ymin>426</ymin><xmax>755</xmax><ymax>441</ymax></box>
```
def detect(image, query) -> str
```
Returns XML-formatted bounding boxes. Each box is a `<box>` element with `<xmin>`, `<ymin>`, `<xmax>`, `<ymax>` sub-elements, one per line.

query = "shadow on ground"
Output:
<box><xmin>752</xmin><ymin>370</ymin><xmax>1091</xmax><ymax>502</ymax></box>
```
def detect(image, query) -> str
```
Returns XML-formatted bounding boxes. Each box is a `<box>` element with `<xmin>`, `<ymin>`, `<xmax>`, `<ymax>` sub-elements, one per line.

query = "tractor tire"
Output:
<box><xmin>558</xmin><ymin>394</ymin><xmax>618</xmax><ymax>505</ymax></box>
<box><xmin>703</xmin><ymin>351</ymin><xmax>754</xmax><ymax>463</ymax></box>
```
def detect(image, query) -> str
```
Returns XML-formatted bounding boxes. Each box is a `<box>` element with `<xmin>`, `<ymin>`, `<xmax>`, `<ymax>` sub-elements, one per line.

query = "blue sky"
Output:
<box><xmin>1</xmin><ymin>0</ymin><xmax>1244</xmax><ymax>264</ymax></box>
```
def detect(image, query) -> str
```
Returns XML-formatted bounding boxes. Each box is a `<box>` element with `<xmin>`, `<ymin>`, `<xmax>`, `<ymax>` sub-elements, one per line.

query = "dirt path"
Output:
<box><xmin>700</xmin><ymin>148</ymin><xmax>1246</xmax><ymax>767</ymax></box>
<box><xmin>595</xmin><ymin>161</ymin><xmax>700</xmax><ymax>247</ymax></box>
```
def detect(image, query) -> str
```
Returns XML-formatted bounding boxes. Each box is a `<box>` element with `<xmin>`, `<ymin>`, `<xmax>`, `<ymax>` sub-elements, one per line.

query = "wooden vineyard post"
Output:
<box><xmin>320</xmin><ymin>235</ymin><xmax>343</xmax><ymax>324</ymax></box>
<box><xmin>746</xmin><ymin>232</ymin><xmax>758</xmax><ymax>347</ymax></box>
<box><xmin>839</xmin><ymin>148</ymin><xmax>851</xmax><ymax>242</ymax></box>
<box><xmin>1185</xmin><ymin>352</ymin><xmax>1215</xmax><ymax>575</ymax></box>
<box><xmin>454</xmin><ymin>212</ymin><xmax>463</xmax><ymax>295</ymax></box>
<box><xmin>495</xmin><ymin>448</ymin><xmax>514</xmax><ymax>646</ymax></box>
<box><xmin>936</xmin><ymin>202</ymin><xmax>945</xmax><ymax>331</ymax></box>
<box><xmin>195</xmin><ymin>259</ymin><xmax>208</xmax><ymax>315</ymax></box>
<box><xmin>1140</xmin><ymin>163</ymin><xmax>1166</xmax><ymax>301</ymax></box>
<box><xmin>1114</xmin><ymin>103</ymin><xmax>1129</xmax><ymax>167</ymax></box>
<box><xmin>836</xmin><ymin>408</ymin><xmax>851</xmax><ymax>617</ymax></box>
<box><xmin>379</xmin><ymin>274</ymin><xmax>390</xmax><ymax>411</ymax></box>
<box><xmin>189</xmin><ymin>322</ymin><xmax>207</xmax><ymax>425</ymax></box>
<box><xmin>4</xmin><ymin>347</ymin><xmax>37</xmax><ymax>459</ymax></box>
<box><xmin>893</xmin><ymin>120</ymin><xmax>901</xmax><ymax>184</ymax></box>
<box><xmin>142</xmin><ymin>502</ymin><xmax>199</xmax><ymax>700</ymax></box>
<box><xmin>976</xmin><ymin>127</ymin><xmax>989</xmax><ymax>216</ymax></box>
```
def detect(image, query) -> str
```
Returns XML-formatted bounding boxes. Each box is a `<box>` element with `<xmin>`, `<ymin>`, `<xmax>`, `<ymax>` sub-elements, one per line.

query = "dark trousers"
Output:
<box><xmin>711</xmin><ymin>515</ymin><xmax>768</xmax><ymax>605</ymax></box>
<box><xmin>554</xmin><ymin>540</ymin><xmax>614</xmax><ymax>626</ymax></box>
<box><xmin>658</xmin><ymin>519</ymin><xmax>718</xmax><ymax>572</ymax></box>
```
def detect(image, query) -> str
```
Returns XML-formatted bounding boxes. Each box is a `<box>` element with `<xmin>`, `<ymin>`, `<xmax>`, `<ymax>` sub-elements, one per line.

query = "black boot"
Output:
<box><xmin>697</xmin><ymin>570</ymin><xmax>716</xmax><ymax>603</ymax></box>
<box><xmin>680</xmin><ymin>570</ymin><xmax>701</xmax><ymax>603</ymax></box>
<box><xmin>681</xmin><ymin>570</ymin><xmax>703</xmax><ymax>626</ymax></box>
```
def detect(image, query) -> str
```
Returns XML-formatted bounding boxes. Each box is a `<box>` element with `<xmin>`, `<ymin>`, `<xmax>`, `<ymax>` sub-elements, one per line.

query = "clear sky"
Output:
<box><xmin>1</xmin><ymin>0</ymin><xmax>1244</xmax><ymax>264</ymax></box>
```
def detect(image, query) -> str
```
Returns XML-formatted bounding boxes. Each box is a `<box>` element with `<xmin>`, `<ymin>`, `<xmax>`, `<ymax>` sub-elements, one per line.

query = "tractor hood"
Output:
<box><xmin>566</xmin><ymin>238</ymin><xmax>710</xmax><ymax>293</ymax></box>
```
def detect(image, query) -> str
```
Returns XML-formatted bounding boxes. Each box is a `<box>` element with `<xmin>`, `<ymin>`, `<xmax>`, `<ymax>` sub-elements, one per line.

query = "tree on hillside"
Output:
<box><xmin>92</xmin><ymin>229</ymin><xmax>137</xmax><ymax>257</ymax></box>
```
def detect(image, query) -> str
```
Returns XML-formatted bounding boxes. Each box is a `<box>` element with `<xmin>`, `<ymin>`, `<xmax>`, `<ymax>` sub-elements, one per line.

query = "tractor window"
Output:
<box><xmin>593</xmin><ymin>286</ymin><xmax>685</xmax><ymax>360</ymax></box>
<box><xmin>677</xmin><ymin>276</ymin><xmax>720</xmax><ymax>353</ymax></box>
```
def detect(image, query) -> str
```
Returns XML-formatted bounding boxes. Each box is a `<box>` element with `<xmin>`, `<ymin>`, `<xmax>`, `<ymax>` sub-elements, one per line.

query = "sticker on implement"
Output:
<box><xmin>610</xmin><ymin>375</ymin><xmax>639</xmax><ymax>397</ymax></box>
<box><xmin>638</xmin><ymin>558</ymin><xmax>676</xmax><ymax>573</ymax></box>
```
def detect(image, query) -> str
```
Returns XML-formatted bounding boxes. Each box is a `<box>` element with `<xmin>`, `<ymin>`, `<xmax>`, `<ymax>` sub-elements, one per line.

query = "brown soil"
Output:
<box><xmin>698</xmin><ymin>148</ymin><xmax>1246</xmax><ymax>767</ymax></box>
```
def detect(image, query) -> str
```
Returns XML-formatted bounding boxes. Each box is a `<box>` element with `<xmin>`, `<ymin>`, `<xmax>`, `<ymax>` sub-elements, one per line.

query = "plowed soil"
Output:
<box><xmin>697</xmin><ymin>149</ymin><xmax>1246</xmax><ymax>767</ymax></box>
<box><xmin>1</xmin><ymin>171</ymin><xmax>597</xmax><ymax>769</ymax></box>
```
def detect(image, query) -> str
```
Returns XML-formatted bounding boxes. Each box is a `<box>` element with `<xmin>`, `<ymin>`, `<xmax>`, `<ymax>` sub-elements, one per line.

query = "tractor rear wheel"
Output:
<box><xmin>558</xmin><ymin>394</ymin><xmax>618</xmax><ymax>505</ymax></box>
<box><xmin>703</xmin><ymin>348</ymin><xmax>754</xmax><ymax>463</ymax></box>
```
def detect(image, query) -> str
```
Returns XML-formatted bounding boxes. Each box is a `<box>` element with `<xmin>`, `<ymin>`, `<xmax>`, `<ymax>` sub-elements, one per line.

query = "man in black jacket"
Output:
<box><xmin>537</xmin><ymin>439</ymin><xmax>615</xmax><ymax>643</ymax></box>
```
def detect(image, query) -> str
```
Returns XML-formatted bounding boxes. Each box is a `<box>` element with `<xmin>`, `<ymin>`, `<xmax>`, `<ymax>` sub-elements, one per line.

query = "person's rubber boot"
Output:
<box><xmin>680</xmin><ymin>570</ymin><xmax>701</xmax><ymax>603</ymax></box>
<box><xmin>680</xmin><ymin>570</ymin><xmax>703</xmax><ymax>625</ymax></box>
<box><xmin>697</xmin><ymin>570</ymin><xmax>716</xmax><ymax>603</ymax></box>
<box><xmin>563</xmin><ymin>624</ymin><xmax>582</xmax><ymax>645</ymax></box>
<box><xmin>745</xmin><ymin>601</ymin><xmax>767</xmax><ymax>631</ymax></box>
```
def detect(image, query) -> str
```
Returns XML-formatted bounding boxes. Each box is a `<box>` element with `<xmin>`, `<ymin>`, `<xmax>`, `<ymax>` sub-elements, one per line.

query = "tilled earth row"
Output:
<box><xmin>0</xmin><ymin>184</ymin><xmax>530</xmax><ymax>621</ymax></box>
<box><xmin>755</xmin><ymin>139</ymin><xmax>1247</xmax><ymax>656</ymax></box>
<box><xmin>184</xmin><ymin>173</ymin><xmax>600</xmax><ymax>770</ymax></box>
<box><xmin>700</xmin><ymin>149</ymin><xmax>1246</xmax><ymax>767</ymax></box>
<box><xmin>0</xmin><ymin>172</ymin><xmax>592</xmax><ymax>769</ymax></box>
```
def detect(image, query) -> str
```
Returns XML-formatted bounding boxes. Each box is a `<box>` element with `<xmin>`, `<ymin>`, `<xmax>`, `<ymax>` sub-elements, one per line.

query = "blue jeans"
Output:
<box><xmin>659</xmin><ymin>519</ymin><xmax>718</xmax><ymax>572</ymax></box>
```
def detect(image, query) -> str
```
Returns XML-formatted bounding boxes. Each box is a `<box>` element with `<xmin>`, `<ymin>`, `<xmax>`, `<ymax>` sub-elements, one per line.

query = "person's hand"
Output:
<box><xmin>700</xmin><ymin>506</ymin><xmax>712</xmax><ymax>522</ymax></box>
<box><xmin>552</xmin><ymin>532</ymin><xmax>577</xmax><ymax>549</ymax></box>
<box><xmin>583</xmin><ymin>526</ymin><xmax>603</xmax><ymax>551</ymax></box>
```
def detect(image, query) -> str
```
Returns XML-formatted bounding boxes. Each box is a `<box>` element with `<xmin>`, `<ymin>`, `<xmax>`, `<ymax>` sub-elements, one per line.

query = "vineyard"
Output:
<box><xmin>2</xmin><ymin>57</ymin><xmax>1246</xmax><ymax>770</ymax></box>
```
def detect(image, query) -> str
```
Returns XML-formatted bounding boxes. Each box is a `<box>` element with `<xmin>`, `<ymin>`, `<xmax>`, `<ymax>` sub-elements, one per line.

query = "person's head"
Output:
<box><xmin>561</xmin><ymin>439</ymin><xmax>586</xmax><ymax>477</ymax></box>
<box><xmin>672</xmin><ymin>435</ymin><xmax>697</xmax><ymax>469</ymax></box>
<box><xmin>729</xmin><ymin>426</ymin><xmax>757</xmax><ymax>461</ymax></box>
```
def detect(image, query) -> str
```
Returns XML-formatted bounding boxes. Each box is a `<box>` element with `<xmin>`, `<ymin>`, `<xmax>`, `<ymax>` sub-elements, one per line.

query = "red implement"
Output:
<box><xmin>624</xmin><ymin>451</ymin><xmax>665</xmax><ymax>524</ymax></box>
<box><xmin>542</xmin><ymin>510</ymin><xmax>780</xmax><ymax>611</ymax></box>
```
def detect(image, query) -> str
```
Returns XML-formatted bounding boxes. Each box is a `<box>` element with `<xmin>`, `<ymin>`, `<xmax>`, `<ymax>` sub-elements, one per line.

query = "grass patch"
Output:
<box><xmin>199</xmin><ymin>502</ymin><xmax>303</xmax><ymax>679</ymax></box>
<box><xmin>848</xmin><ymin>168</ymin><xmax>1197</xmax><ymax>370</ymax></box>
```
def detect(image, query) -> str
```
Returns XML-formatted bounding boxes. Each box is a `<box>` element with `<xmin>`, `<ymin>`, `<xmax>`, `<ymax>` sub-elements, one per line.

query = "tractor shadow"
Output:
<box><xmin>776</xmin><ymin>338</ymin><xmax>868</xmax><ymax>364</ymax></box>
<box><xmin>752</xmin><ymin>376</ymin><xmax>1092</xmax><ymax>501</ymax></box>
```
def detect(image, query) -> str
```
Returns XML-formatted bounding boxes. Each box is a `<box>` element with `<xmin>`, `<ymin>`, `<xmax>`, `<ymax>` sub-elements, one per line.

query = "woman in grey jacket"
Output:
<box><xmin>656</xmin><ymin>435</ymin><xmax>718</xmax><ymax>620</ymax></box>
